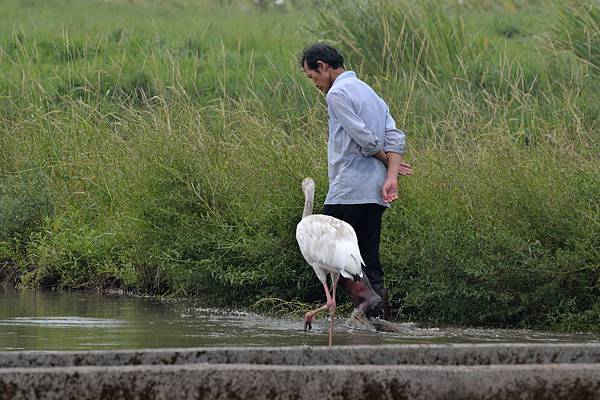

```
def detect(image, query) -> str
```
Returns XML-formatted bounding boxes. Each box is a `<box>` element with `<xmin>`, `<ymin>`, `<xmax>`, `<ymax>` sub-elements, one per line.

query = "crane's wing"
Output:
<box><xmin>296</xmin><ymin>214</ymin><xmax>364</xmax><ymax>280</ymax></box>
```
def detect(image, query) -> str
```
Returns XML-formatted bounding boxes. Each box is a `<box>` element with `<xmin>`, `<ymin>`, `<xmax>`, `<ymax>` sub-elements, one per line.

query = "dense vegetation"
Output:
<box><xmin>0</xmin><ymin>0</ymin><xmax>598</xmax><ymax>331</ymax></box>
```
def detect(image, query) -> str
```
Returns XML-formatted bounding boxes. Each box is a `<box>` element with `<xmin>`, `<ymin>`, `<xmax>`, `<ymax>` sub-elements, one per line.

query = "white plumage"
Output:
<box><xmin>295</xmin><ymin>177</ymin><xmax>364</xmax><ymax>345</ymax></box>
<box><xmin>296</xmin><ymin>214</ymin><xmax>364</xmax><ymax>284</ymax></box>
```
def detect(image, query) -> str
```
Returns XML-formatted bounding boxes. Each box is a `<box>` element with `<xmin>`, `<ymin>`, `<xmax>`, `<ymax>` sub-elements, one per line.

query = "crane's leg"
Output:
<box><xmin>328</xmin><ymin>274</ymin><xmax>339</xmax><ymax>347</ymax></box>
<box><xmin>304</xmin><ymin>281</ymin><xmax>334</xmax><ymax>332</ymax></box>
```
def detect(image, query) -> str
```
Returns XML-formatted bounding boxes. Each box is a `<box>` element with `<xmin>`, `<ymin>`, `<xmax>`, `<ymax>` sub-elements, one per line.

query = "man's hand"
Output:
<box><xmin>382</xmin><ymin>153</ymin><xmax>413</xmax><ymax>203</ymax></box>
<box><xmin>382</xmin><ymin>176</ymin><xmax>398</xmax><ymax>203</ymax></box>
<box><xmin>397</xmin><ymin>161</ymin><xmax>413</xmax><ymax>176</ymax></box>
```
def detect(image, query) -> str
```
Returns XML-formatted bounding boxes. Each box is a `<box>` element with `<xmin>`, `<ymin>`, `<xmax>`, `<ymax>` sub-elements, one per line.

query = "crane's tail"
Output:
<box><xmin>351</xmin><ymin>254</ymin><xmax>364</xmax><ymax>281</ymax></box>
<box><xmin>340</xmin><ymin>254</ymin><xmax>364</xmax><ymax>282</ymax></box>
<box><xmin>340</xmin><ymin>268</ymin><xmax>363</xmax><ymax>281</ymax></box>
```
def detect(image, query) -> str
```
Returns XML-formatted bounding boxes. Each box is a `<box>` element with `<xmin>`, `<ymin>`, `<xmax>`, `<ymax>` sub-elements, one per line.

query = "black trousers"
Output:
<box><xmin>322</xmin><ymin>203</ymin><xmax>387</xmax><ymax>291</ymax></box>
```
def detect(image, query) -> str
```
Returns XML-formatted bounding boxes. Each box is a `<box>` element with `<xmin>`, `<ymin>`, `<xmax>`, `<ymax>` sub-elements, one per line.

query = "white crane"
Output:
<box><xmin>295</xmin><ymin>177</ymin><xmax>364</xmax><ymax>346</ymax></box>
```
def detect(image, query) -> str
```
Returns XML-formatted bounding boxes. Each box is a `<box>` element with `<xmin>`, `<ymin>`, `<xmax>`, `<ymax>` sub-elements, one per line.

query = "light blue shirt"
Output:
<box><xmin>324</xmin><ymin>71</ymin><xmax>406</xmax><ymax>207</ymax></box>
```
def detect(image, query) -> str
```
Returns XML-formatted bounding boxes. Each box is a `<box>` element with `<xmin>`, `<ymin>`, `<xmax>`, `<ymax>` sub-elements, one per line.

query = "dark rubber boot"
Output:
<box><xmin>339</xmin><ymin>276</ymin><xmax>384</xmax><ymax>319</ymax></box>
<box><xmin>374</xmin><ymin>287</ymin><xmax>391</xmax><ymax>320</ymax></box>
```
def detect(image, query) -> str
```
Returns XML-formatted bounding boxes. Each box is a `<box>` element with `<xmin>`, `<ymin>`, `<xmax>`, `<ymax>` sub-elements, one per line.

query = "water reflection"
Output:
<box><xmin>0</xmin><ymin>317</ymin><xmax>122</xmax><ymax>327</ymax></box>
<box><xmin>0</xmin><ymin>289</ymin><xmax>598</xmax><ymax>351</ymax></box>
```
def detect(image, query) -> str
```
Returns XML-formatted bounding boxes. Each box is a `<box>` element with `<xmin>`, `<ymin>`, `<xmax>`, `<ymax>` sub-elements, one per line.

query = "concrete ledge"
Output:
<box><xmin>3</xmin><ymin>345</ymin><xmax>600</xmax><ymax>399</ymax></box>
<box><xmin>2</xmin><ymin>343</ymin><xmax>600</xmax><ymax>368</ymax></box>
<box><xmin>1</xmin><ymin>363</ymin><xmax>600</xmax><ymax>400</ymax></box>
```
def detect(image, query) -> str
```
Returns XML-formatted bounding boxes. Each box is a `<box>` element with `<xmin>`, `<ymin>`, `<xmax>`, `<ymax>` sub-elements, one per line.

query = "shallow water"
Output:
<box><xmin>0</xmin><ymin>290</ymin><xmax>598</xmax><ymax>351</ymax></box>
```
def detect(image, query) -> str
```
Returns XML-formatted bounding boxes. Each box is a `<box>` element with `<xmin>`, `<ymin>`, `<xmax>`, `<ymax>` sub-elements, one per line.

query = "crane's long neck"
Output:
<box><xmin>302</xmin><ymin>186</ymin><xmax>314</xmax><ymax>219</ymax></box>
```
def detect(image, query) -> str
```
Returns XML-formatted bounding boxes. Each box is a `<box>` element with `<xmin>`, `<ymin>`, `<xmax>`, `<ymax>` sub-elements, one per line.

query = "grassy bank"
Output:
<box><xmin>0</xmin><ymin>0</ymin><xmax>598</xmax><ymax>331</ymax></box>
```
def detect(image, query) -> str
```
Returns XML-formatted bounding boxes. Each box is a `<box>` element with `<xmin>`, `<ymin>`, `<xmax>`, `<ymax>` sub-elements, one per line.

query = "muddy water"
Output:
<box><xmin>0</xmin><ymin>290</ymin><xmax>597</xmax><ymax>350</ymax></box>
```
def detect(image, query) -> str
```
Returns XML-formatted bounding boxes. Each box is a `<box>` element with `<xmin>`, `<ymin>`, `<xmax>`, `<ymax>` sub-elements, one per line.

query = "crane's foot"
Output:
<box><xmin>303</xmin><ymin>299</ymin><xmax>335</xmax><ymax>333</ymax></box>
<box><xmin>304</xmin><ymin>312</ymin><xmax>313</xmax><ymax>332</ymax></box>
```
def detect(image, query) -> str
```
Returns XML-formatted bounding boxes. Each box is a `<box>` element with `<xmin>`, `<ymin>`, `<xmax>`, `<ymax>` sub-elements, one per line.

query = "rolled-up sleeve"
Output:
<box><xmin>383</xmin><ymin>110</ymin><xmax>406</xmax><ymax>155</ymax></box>
<box><xmin>327</xmin><ymin>91</ymin><xmax>382</xmax><ymax>157</ymax></box>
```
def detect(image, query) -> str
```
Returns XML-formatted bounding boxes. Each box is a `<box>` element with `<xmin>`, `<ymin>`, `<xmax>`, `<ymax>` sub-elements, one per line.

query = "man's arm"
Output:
<box><xmin>381</xmin><ymin>110</ymin><xmax>412</xmax><ymax>202</ymax></box>
<box><xmin>373</xmin><ymin>150</ymin><xmax>412</xmax><ymax>175</ymax></box>
<box><xmin>373</xmin><ymin>150</ymin><xmax>388</xmax><ymax>165</ymax></box>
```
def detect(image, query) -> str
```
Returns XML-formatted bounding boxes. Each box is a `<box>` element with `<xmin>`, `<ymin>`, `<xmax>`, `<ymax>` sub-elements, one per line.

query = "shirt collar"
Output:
<box><xmin>331</xmin><ymin>71</ymin><xmax>356</xmax><ymax>88</ymax></box>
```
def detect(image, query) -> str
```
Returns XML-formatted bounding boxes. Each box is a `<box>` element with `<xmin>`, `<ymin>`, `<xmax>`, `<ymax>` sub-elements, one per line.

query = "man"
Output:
<box><xmin>300</xmin><ymin>43</ymin><xmax>412</xmax><ymax>320</ymax></box>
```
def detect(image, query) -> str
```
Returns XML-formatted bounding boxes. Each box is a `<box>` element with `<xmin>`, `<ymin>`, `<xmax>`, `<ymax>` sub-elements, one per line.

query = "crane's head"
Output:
<box><xmin>301</xmin><ymin>177</ymin><xmax>315</xmax><ymax>194</ymax></box>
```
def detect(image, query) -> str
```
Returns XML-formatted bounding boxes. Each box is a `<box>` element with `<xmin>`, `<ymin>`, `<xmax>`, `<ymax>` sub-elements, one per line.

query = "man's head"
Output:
<box><xmin>299</xmin><ymin>43</ymin><xmax>345</xmax><ymax>93</ymax></box>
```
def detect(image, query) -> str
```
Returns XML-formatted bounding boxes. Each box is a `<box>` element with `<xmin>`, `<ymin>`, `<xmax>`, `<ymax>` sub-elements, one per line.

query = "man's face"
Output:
<box><xmin>303</xmin><ymin>61</ymin><xmax>332</xmax><ymax>93</ymax></box>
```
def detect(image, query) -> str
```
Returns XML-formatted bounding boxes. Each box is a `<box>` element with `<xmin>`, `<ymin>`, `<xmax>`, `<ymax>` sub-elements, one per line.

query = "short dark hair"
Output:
<box><xmin>299</xmin><ymin>43</ymin><xmax>344</xmax><ymax>71</ymax></box>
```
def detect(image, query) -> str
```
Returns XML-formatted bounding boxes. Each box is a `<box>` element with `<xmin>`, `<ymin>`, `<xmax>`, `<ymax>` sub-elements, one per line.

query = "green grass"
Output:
<box><xmin>0</xmin><ymin>0</ymin><xmax>598</xmax><ymax>331</ymax></box>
